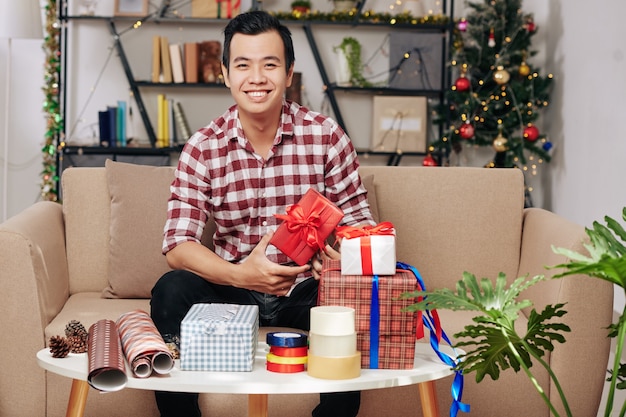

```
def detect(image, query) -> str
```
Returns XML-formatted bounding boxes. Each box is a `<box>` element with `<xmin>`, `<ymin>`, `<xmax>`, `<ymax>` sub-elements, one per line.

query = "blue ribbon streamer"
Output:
<box><xmin>397</xmin><ymin>262</ymin><xmax>470</xmax><ymax>416</ymax></box>
<box><xmin>369</xmin><ymin>274</ymin><xmax>380</xmax><ymax>369</ymax></box>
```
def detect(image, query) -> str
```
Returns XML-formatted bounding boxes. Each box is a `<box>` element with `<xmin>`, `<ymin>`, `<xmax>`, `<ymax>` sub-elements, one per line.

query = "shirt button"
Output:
<box><xmin>262</xmin><ymin>221</ymin><xmax>268</xmax><ymax>226</ymax></box>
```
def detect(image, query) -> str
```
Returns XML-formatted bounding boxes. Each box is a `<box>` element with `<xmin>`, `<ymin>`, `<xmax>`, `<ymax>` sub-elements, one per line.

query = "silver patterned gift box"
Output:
<box><xmin>180</xmin><ymin>303</ymin><xmax>259</xmax><ymax>371</ymax></box>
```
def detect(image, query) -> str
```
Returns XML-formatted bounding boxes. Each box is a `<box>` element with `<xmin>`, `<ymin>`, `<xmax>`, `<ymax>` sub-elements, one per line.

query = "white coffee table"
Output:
<box><xmin>37</xmin><ymin>342</ymin><xmax>457</xmax><ymax>417</ymax></box>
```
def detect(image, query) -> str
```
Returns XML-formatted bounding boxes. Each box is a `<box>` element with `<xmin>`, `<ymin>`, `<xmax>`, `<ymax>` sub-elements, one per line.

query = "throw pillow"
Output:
<box><xmin>103</xmin><ymin>160</ymin><xmax>175</xmax><ymax>298</ymax></box>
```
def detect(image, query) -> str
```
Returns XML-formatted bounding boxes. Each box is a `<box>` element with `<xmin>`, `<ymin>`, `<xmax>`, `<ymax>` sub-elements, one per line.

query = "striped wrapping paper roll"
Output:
<box><xmin>87</xmin><ymin>319</ymin><xmax>127</xmax><ymax>391</ymax></box>
<box><xmin>116</xmin><ymin>310</ymin><xmax>174</xmax><ymax>378</ymax></box>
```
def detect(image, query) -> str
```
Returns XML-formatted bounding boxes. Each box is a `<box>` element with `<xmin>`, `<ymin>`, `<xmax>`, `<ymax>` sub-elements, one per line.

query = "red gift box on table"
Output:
<box><xmin>318</xmin><ymin>260</ymin><xmax>419</xmax><ymax>369</ymax></box>
<box><xmin>270</xmin><ymin>188</ymin><xmax>344</xmax><ymax>266</ymax></box>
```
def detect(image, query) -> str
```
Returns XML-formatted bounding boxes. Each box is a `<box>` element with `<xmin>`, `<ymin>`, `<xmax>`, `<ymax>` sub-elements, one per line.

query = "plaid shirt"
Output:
<box><xmin>163</xmin><ymin>100</ymin><xmax>375</xmax><ymax>267</ymax></box>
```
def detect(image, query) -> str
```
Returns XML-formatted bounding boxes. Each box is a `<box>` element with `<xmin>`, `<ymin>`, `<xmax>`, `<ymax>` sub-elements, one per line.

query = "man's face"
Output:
<box><xmin>222</xmin><ymin>30</ymin><xmax>294</xmax><ymax>118</ymax></box>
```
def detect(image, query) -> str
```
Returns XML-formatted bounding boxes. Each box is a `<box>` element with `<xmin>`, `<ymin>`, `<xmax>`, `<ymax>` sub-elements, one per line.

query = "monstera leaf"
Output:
<box><xmin>403</xmin><ymin>272</ymin><xmax>570</xmax><ymax>383</ymax></box>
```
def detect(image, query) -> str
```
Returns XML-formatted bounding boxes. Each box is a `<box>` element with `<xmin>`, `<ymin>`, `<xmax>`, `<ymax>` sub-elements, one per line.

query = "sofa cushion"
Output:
<box><xmin>103</xmin><ymin>160</ymin><xmax>175</xmax><ymax>298</ymax></box>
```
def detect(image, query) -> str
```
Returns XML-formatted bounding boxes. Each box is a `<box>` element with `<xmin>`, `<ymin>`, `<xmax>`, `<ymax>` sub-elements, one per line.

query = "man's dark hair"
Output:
<box><xmin>222</xmin><ymin>11</ymin><xmax>295</xmax><ymax>74</ymax></box>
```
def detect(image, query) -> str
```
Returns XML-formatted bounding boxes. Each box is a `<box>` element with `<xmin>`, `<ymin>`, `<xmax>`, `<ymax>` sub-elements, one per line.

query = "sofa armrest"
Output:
<box><xmin>518</xmin><ymin>207</ymin><xmax>613</xmax><ymax>416</ymax></box>
<box><xmin>0</xmin><ymin>201</ymin><xmax>70</xmax><ymax>332</ymax></box>
<box><xmin>0</xmin><ymin>201</ymin><xmax>69</xmax><ymax>416</ymax></box>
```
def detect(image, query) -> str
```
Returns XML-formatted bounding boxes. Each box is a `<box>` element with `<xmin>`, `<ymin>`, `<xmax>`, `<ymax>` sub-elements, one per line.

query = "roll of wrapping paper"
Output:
<box><xmin>116</xmin><ymin>310</ymin><xmax>174</xmax><ymax>378</ymax></box>
<box><xmin>87</xmin><ymin>319</ymin><xmax>127</xmax><ymax>392</ymax></box>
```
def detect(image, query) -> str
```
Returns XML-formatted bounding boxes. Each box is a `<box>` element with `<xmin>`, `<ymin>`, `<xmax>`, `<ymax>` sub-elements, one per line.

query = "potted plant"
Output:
<box><xmin>333</xmin><ymin>37</ymin><xmax>370</xmax><ymax>88</ymax></box>
<box><xmin>290</xmin><ymin>0</ymin><xmax>311</xmax><ymax>14</ymax></box>
<box><xmin>403</xmin><ymin>207</ymin><xmax>626</xmax><ymax>417</ymax></box>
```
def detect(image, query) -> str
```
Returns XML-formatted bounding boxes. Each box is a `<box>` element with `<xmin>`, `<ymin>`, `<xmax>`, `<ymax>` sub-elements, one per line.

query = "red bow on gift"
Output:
<box><xmin>335</xmin><ymin>221</ymin><xmax>395</xmax><ymax>240</ymax></box>
<box><xmin>274</xmin><ymin>203</ymin><xmax>325</xmax><ymax>251</ymax></box>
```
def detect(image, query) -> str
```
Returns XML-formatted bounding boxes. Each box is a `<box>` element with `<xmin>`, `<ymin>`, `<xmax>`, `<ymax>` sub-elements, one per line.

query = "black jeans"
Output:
<box><xmin>150</xmin><ymin>270</ymin><xmax>360</xmax><ymax>417</ymax></box>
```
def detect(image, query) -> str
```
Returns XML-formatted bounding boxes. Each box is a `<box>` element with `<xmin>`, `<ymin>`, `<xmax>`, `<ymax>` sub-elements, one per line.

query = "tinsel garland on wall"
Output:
<box><xmin>41</xmin><ymin>0</ymin><xmax>61</xmax><ymax>202</ymax></box>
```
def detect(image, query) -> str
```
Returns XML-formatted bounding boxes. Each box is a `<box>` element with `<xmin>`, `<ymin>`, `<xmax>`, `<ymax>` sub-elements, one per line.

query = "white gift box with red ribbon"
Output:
<box><xmin>337</xmin><ymin>222</ymin><xmax>396</xmax><ymax>276</ymax></box>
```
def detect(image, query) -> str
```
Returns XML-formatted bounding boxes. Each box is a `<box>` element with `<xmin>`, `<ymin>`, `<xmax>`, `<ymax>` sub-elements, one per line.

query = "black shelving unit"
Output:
<box><xmin>57</xmin><ymin>0</ymin><xmax>455</xmax><ymax>173</ymax></box>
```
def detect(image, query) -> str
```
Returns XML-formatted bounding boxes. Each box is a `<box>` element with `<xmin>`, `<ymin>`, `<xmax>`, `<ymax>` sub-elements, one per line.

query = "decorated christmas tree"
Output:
<box><xmin>431</xmin><ymin>0</ymin><xmax>553</xmax><ymax>170</ymax></box>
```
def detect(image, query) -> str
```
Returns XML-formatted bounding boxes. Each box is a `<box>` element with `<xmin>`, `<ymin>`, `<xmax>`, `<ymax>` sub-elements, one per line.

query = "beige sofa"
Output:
<box><xmin>0</xmin><ymin>161</ymin><xmax>614</xmax><ymax>417</ymax></box>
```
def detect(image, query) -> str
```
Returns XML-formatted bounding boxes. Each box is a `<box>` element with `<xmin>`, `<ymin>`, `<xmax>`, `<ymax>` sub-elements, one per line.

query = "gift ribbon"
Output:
<box><xmin>335</xmin><ymin>221</ymin><xmax>395</xmax><ymax>240</ymax></box>
<box><xmin>270</xmin><ymin>346</ymin><xmax>308</xmax><ymax>357</ymax></box>
<box><xmin>266</xmin><ymin>332</ymin><xmax>308</xmax><ymax>348</ymax></box>
<box><xmin>274</xmin><ymin>202</ymin><xmax>326</xmax><ymax>252</ymax></box>
<box><xmin>267</xmin><ymin>361</ymin><xmax>305</xmax><ymax>373</ymax></box>
<box><xmin>369</xmin><ymin>274</ymin><xmax>380</xmax><ymax>368</ymax></box>
<box><xmin>266</xmin><ymin>353</ymin><xmax>308</xmax><ymax>365</ymax></box>
<box><xmin>397</xmin><ymin>262</ymin><xmax>470</xmax><ymax>417</ymax></box>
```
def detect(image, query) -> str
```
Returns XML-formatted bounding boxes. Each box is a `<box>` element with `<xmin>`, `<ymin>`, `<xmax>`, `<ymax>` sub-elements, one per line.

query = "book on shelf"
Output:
<box><xmin>184</xmin><ymin>42</ymin><xmax>199</xmax><ymax>84</ymax></box>
<box><xmin>98</xmin><ymin>110</ymin><xmax>111</xmax><ymax>147</ymax></box>
<box><xmin>117</xmin><ymin>100</ymin><xmax>127</xmax><ymax>147</ymax></box>
<box><xmin>107</xmin><ymin>106</ymin><xmax>118</xmax><ymax>148</ymax></box>
<box><xmin>152</xmin><ymin>35</ymin><xmax>161</xmax><ymax>83</ymax></box>
<box><xmin>169</xmin><ymin>43</ymin><xmax>185</xmax><ymax>84</ymax></box>
<box><xmin>157</xmin><ymin>94</ymin><xmax>167</xmax><ymax>147</ymax></box>
<box><xmin>168</xmin><ymin>98</ymin><xmax>177</xmax><ymax>146</ymax></box>
<box><xmin>174</xmin><ymin>101</ymin><xmax>192</xmax><ymax>141</ymax></box>
<box><xmin>160</xmin><ymin>36</ymin><xmax>173</xmax><ymax>83</ymax></box>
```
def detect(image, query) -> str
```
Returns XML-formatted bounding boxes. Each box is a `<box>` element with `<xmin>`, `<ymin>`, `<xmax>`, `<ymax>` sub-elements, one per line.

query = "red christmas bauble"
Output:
<box><xmin>422</xmin><ymin>154</ymin><xmax>438</xmax><ymax>166</ymax></box>
<box><xmin>526</xmin><ymin>20</ymin><xmax>536</xmax><ymax>33</ymax></box>
<box><xmin>459</xmin><ymin>123</ymin><xmax>475</xmax><ymax>139</ymax></box>
<box><xmin>454</xmin><ymin>76</ymin><xmax>470</xmax><ymax>92</ymax></box>
<box><xmin>523</xmin><ymin>125</ymin><xmax>540</xmax><ymax>141</ymax></box>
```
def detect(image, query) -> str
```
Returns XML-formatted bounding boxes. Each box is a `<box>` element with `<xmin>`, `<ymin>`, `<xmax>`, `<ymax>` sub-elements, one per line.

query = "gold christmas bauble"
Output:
<box><xmin>493</xmin><ymin>66</ymin><xmax>510</xmax><ymax>85</ymax></box>
<box><xmin>492</xmin><ymin>133</ymin><xmax>508</xmax><ymax>152</ymax></box>
<box><xmin>519</xmin><ymin>62</ymin><xmax>530</xmax><ymax>77</ymax></box>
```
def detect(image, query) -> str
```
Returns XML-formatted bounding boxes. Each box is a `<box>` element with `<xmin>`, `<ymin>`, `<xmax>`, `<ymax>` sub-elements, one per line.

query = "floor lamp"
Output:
<box><xmin>0</xmin><ymin>0</ymin><xmax>43</xmax><ymax>222</ymax></box>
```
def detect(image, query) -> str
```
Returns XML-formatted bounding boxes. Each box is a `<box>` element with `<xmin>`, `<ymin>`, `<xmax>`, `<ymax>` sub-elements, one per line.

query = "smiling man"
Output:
<box><xmin>150</xmin><ymin>10</ymin><xmax>375</xmax><ymax>417</ymax></box>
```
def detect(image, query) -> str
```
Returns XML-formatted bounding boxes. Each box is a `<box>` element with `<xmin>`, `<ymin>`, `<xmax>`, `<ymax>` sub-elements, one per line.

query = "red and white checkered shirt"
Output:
<box><xmin>163</xmin><ymin>100</ymin><xmax>375</xmax><ymax>267</ymax></box>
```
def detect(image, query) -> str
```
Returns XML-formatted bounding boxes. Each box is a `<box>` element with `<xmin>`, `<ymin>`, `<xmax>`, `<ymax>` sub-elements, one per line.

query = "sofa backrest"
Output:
<box><xmin>61</xmin><ymin>163</ymin><xmax>524</xmax><ymax>297</ymax></box>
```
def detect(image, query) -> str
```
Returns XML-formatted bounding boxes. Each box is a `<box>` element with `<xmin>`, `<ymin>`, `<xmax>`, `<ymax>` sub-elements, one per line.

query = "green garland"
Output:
<box><xmin>270</xmin><ymin>9</ymin><xmax>449</xmax><ymax>25</ymax></box>
<box><xmin>41</xmin><ymin>0</ymin><xmax>61</xmax><ymax>202</ymax></box>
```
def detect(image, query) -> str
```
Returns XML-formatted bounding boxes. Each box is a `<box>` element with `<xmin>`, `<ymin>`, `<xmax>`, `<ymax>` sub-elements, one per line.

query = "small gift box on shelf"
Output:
<box><xmin>180</xmin><ymin>303</ymin><xmax>259</xmax><ymax>372</ymax></box>
<box><xmin>270</xmin><ymin>188</ymin><xmax>344</xmax><ymax>265</ymax></box>
<box><xmin>336</xmin><ymin>221</ymin><xmax>396</xmax><ymax>276</ymax></box>
<box><xmin>318</xmin><ymin>260</ymin><xmax>418</xmax><ymax>369</ymax></box>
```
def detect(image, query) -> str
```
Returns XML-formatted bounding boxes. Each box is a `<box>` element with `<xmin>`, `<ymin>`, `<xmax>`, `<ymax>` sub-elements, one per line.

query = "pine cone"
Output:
<box><xmin>68</xmin><ymin>335</ymin><xmax>88</xmax><ymax>354</ymax></box>
<box><xmin>65</xmin><ymin>320</ymin><xmax>88</xmax><ymax>339</ymax></box>
<box><xmin>49</xmin><ymin>335</ymin><xmax>71</xmax><ymax>358</ymax></box>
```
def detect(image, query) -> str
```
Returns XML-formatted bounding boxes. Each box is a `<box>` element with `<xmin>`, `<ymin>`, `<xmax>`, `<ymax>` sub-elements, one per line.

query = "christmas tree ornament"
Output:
<box><xmin>492</xmin><ymin>132</ymin><xmax>508</xmax><ymax>152</ymax></box>
<box><xmin>457</xmin><ymin>18</ymin><xmax>467</xmax><ymax>32</ymax></box>
<box><xmin>542</xmin><ymin>141</ymin><xmax>553</xmax><ymax>152</ymax></box>
<box><xmin>422</xmin><ymin>154</ymin><xmax>438</xmax><ymax>166</ymax></box>
<box><xmin>488</xmin><ymin>28</ymin><xmax>496</xmax><ymax>48</ymax></box>
<box><xmin>454</xmin><ymin>74</ymin><xmax>471</xmax><ymax>92</ymax></box>
<box><xmin>459</xmin><ymin>122</ymin><xmax>475</xmax><ymax>139</ymax></box>
<box><xmin>49</xmin><ymin>335</ymin><xmax>71</xmax><ymax>358</ymax></box>
<box><xmin>493</xmin><ymin>66</ymin><xmax>511</xmax><ymax>85</ymax></box>
<box><xmin>525</xmin><ymin>19</ymin><xmax>536</xmax><ymax>33</ymax></box>
<box><xmin>519</xmin><ymin>61</ymin><xmax>530</xmax><ymax>77</ymax></box>
<box><xmin>523</xmin><ymin>124</ymin><xmax>540</xmax><ymax>141</ymax></box>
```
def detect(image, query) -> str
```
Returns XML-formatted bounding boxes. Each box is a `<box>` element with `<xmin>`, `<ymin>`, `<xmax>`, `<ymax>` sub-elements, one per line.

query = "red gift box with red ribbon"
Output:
<box><xmin>336</xmin><ymin>222</ymin><xmax>396</xmax><ymax>276</ymax></box>
<box><xmin>318</xmin><ymin>260</ymin><xmax>419</xmax><ymax>369</ymax></box>
<box><xmin>270</xmin><ymin>188</ymin><xmax>344</xmax><ymax>266</ymax></box>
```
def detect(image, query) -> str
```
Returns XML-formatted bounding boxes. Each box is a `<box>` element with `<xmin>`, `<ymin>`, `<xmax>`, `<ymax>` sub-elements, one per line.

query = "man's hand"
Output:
<box><xmin>238</xmin><ymin>232</ymin><xmax>310</xmax><ymax>295</ymax></box>
<box><xmin>311</xmin><ymin>243</ymin><xmax>340</xmax><ymax>280</ymax></box>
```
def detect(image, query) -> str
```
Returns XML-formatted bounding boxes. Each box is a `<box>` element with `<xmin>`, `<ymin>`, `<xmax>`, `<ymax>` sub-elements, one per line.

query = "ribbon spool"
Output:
<box><xmin>266</xmin><ymin>332</ymin><xmax>308</xmax><ymax>373</ymax></box>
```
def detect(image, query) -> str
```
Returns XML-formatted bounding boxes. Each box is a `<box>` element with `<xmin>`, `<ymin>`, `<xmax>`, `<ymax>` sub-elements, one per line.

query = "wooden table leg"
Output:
<box><xmin>65</xmin><ymin>379</ymin><xmax>89</xmax><ymax>417</ymax></box>
<box><xmin>417</xmin><ymin>381</ymin><xmax>439</xmax><ymax>417</ymax></box>
<box><xmin>248</xmin><ymin>393</ymin><xmax>269</xmax><ymax>417</ymax></box>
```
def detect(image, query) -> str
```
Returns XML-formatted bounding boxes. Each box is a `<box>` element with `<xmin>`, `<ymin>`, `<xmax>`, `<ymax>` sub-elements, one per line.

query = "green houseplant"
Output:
<box><xmin>403</xmin><ymin>207</ymin><xmax>626</xmax><ymax>417</ymax></box>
